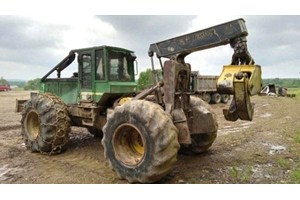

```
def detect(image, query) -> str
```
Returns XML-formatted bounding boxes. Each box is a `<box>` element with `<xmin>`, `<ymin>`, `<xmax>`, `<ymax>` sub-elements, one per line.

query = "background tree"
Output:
<box><xmin>137</xmin><ymin>69</ymin><xmax>163</xmax><ymax>90</ymax></box>
<box><xmin>0</xmin><ymin>77</ymin><xmax>9</xmax><ymax>85</ymax></box>
<box><xmin>137</xmin><ymin>69</ymin><xmax>153</xmax><ymax>90</ymax></box>
<box><xmin>24</xmin><ymin>78</ymin><xmax>41</xmax><ymax>90</ymax></box>
<box><xmin>263</xmin><ymin>78</ymin><xmax>300</xmax><ymax>88</ymax></box>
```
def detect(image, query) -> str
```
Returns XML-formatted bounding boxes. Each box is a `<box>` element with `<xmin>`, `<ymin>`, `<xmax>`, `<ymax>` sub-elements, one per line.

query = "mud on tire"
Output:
<box><xmin>102</xmin><ymin>100</ymin><xmax>180</xmax><ymax>183</ymax></box>
<box><xmin>21</xmin><ymin>93</ymin><xmax>71</xmax><ymax>154</ymax></box>
<box><xmin>181</xmin><ymin>96</ymin><xmax>218</xmax><ymax>154</ymax></box>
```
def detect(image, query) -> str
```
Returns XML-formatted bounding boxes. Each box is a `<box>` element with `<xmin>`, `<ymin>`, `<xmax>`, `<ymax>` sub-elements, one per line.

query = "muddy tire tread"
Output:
<box><xmin>21</xmin><ymin>93</ymin><xmax>70</xmax><ymax>154</ymax></box>
<box><xmin>102</xmin><ymin>100</ymin><xmax>179</xmax><ymax>183</ymax></box>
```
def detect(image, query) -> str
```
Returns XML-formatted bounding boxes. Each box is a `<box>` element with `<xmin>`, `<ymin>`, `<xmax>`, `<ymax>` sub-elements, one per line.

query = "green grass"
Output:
<box><xmin>229</xmin><ymin>166</ymin><xmax>239</xmax><ymax>180</ymax></box>
<box><xmin>288</xmin><ymin>88</ymin><xmax>300</xmax><ymax>101</ymax></box>
<box><xmin>228</xmin><ymin>166</ymin><xmax>253</xmax><ymax>183</ymax></box>
<box><xmin>12</xmin><ymin>87</ymin><xmax>24</xmax><ymax>91</ymax></box>
<box><xmin>290</xmin><ymin>167</ymin><xmax>300</xmax><ymax>183</ymax></box>
<box><xmin>295</xmin><ymin>130</ymin><xmax>300</xmax><ymax>144</ymax></box>
<box><xmin>288</xmin><ymin>129</ymin><xmax>300</xmax><ymax>183</ymax></box>
<box><xmin>276</xmin><ymin>157</ymin><xmax>291</xmax><ymax>169</ymax></box>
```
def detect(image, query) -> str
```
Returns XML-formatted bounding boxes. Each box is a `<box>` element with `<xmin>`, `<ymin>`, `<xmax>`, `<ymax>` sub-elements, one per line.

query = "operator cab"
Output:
<box><xmin>40</xmin><ymin>46</ymin><xmax>137</xmax><ymax>104</ymax></box>
<box><xmin>77</xmin><ymin>46</ymin><xmax>136</xmax><ymax>85</ymax></box>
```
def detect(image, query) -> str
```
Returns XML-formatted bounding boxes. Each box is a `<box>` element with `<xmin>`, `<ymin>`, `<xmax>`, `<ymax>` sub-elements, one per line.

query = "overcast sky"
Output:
<box><xmin>0</xmin><ymin>15</ymin><xmax>299</xmax><ymax>80</ymax></box>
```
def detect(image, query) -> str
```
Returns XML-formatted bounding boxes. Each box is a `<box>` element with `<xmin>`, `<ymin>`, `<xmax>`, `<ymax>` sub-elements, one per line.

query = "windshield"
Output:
<box><xmin>108</xmin><ymin>51</ymin><xmax>132</xmax><ymax>81</ymax></box>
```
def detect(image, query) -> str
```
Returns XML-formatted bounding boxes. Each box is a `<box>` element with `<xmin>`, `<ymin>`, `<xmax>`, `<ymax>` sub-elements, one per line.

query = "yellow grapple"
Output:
<box><xmin>217</xmin><ymin>65</ymin><xmax>262</xmax><ymax>121</ymax></box>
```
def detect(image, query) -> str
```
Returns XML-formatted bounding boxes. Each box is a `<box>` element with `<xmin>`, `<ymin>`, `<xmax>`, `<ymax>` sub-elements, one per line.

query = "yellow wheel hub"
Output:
<box><xmin>112</xmin><ymin>123</ymin><xmax>145</xmax><ymax>167</ymax></box>
<box><xmin>25</xmin><ymin>110</ymin><xmax>41</xmax><ymax>140</ymax></box>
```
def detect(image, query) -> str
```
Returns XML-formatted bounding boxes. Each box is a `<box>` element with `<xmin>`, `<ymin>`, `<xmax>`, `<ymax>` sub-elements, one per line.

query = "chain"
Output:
<box><xmin>37</xmin><ymin>93</ymin><xmax>70</xmax><ymax>155</ymax></box>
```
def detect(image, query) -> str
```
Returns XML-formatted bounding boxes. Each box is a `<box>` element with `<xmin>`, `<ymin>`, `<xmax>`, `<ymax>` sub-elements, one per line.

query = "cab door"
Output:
<box><xmin>79</xmin><ymin>51</ymin><xmax>93</xmax><ymax>101</ymax></box>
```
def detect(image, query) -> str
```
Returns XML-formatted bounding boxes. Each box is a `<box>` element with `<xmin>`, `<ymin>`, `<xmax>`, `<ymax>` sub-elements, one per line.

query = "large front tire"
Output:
<box><xmin>21</xmin><ymin>93</ymin><xmax>71</xmax><ymax>154</ymax></box>
<box><xmin>102</xmin><ymin>100</ymin><xmax>179</xmax><ymax>183</ymax></box>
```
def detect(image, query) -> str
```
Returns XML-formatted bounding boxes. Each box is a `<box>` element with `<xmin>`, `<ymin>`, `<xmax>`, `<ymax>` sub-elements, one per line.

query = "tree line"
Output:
<box><xmin>2</xmin><ymin>72</ymin><xmax>300</xmax><ymax>91</ymax></box>
<box><xmin>0</xmin><ymin>77</ymin><xmax>41</xmax><ymax>90</ymax></box>
<box><xmin>0</xmin><ymin>77</ymin><xmax>9</xmax><ymax>85</ymax></box>
<box><xmin>263</xmin><ymin>78</ymin><xmax>300</xmax><ymax>88</ymax></box>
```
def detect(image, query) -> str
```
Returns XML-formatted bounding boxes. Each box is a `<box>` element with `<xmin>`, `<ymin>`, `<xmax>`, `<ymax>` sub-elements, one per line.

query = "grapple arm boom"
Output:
<box><xmin>148</xmin><ymin>18</ymin><xmax>248</xmax><ymax>58</ymax></box>
<box><xmin>147</xmin><ymin>18</ymin><xmax>262</xmax><ymax>122</ymax></box>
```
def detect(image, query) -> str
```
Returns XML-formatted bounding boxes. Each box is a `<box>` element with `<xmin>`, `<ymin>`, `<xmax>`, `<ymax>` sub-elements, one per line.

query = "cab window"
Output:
<box><xmin>108</xmin><ymin>51</ymin><xmax>132</xmax><ymax>81</ymax></box>
<box><xmin>81</xmin><ymin>54</ymin><xmax>92</xmax><ymax>89</ymax></box>
<box><xmin>95</xmin><ymin>50</ymin><xmax>105</xmax><ymax>80</ymax></box>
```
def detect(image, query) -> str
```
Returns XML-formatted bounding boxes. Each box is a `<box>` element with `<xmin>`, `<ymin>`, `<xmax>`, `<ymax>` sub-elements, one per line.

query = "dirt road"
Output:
<box><xmin>1</xmin><ymin>91</ymin><xmax>300</xmax><ymax>183</ymax></box>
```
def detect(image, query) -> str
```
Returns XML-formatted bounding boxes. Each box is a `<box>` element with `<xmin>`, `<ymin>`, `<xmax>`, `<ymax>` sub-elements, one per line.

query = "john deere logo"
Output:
<box><xmin>225</xmin><ymin>73</ymin><xmax>232</xmax><ymax>78</ymax></box>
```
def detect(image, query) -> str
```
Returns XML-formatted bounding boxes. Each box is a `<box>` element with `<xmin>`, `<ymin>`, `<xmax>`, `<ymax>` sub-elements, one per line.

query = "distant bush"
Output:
<box><xmin>263</xmin><ymin>78</ymin><xmax>300</xmax><ymax>88</ymax></box>
<box><xmin>0</xmin><ymin>77</ymin><xmax>9</xmax><ymax>85</ymax></box>
<box><xmin>9</xmin><ymin>80</ymin><xmax>26</xmax><ymax>88</ymax></box>
<box><xmin>24</xmin><ymin>78</ymin><xmax>41</xmax><ymax>90</ymax></box>
<box><xmin>137</xmin><ymin>68</ymin><xmax>162</xmax><ymax>90</ymax></box>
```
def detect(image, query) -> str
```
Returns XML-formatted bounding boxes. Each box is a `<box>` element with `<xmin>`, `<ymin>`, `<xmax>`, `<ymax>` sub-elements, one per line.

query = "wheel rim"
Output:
<box><xmin>112</xmin><ymin>123</ymin><xmax>145</xmax><ymax>167</ymax></box>
<box><xmin>204</xmin><ymin>94</ymin><xmax>211</xmax><ymax>103</ymax></box>
<box><xmin>223</xmin><ymin>95</ymin><xmax>229</xmax><ymax>102</ymax></box>
<box><xmin>25</xmin><ymin>110</ymin><xmax>41</xmax><ymax>140</ymax></box>
<box><xmin>216</xmin><ymin>94</ymin><xmax>221</xmax><ymax>102</ymax></box>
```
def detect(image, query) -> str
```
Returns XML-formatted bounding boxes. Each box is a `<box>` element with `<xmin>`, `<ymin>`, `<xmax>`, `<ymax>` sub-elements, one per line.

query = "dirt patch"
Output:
<box><xmin>1</xmin><ymin>91</ymin><xmax>300</xmax><ymax>183</ymax></box>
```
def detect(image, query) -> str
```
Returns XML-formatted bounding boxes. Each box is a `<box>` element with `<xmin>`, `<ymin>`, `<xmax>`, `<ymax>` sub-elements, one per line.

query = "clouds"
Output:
<box><xmin>97</xmin><ymin>16</ymin><xmax>196</xmax><ymax>70</ymax></box>
<box><xmin>0</xmin><ymin>16</ymin><xmax>65</xmax><ymax>67</ymax></box>
<box><xmin>185</xmin><ymin>15</ymin><xmax>300</xmax><ymax>78</ymax></box>
<box><xmin>98</xmin><ymin>16</ymin><xmax>195</xmax><ymax>46</ymax></box>
<box><xmin>0</xmin><ymin>16</ymin><xmax>64</xmax><ymax>50</ymax></box>
<box><xmin>0</xmin><ymin>16</ymin><xmax>117</xmax><ymax>79</ymax></box>
<box><xmin>245</xmin><ymin>16</ymin><xmax>300</xmax><ymax>77</ymax></box>
<box><xmin>246</xmin><ymin>16</ymin><xmax>300</xmax><ymax>56</ymax></box>
<box><xmin>0</xmin><ymin>15</ymin><xmax>299</xmax><ymax>80</ymax></box>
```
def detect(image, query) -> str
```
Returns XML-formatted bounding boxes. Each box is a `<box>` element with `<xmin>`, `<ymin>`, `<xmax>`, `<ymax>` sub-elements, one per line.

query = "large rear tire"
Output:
<box><xmin>102</xmin><ymin>100</ymin><xmax>179</xmax><ymax>183</ymax></box>
<box><xmin>21</xmin><ymin>93</ymin><xmax>71</xmax><ymax>154</ymax></box>
<box><xmin>181</xmin><ymin>96</ymin><xmax>218</xmax><ymax>154</ymax></box>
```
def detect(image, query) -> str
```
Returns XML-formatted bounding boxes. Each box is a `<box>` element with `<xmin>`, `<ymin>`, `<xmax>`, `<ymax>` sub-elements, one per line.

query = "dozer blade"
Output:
<box><xmin>217</xmin><ymin>65</ymin><xmax>262</xmax><ymax>121</ymax></box>
<box><xmin>15</xmin><ymin>99</ymin><xmax>28</xmax><ymax>112</ymax></box>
